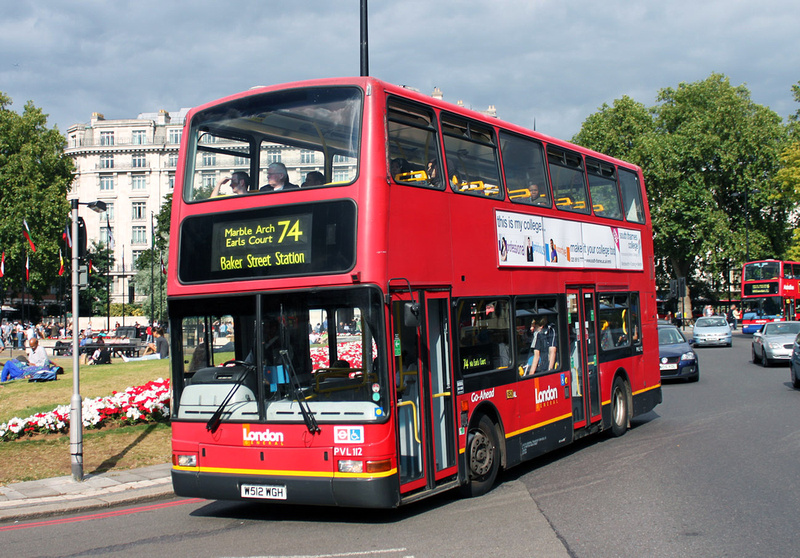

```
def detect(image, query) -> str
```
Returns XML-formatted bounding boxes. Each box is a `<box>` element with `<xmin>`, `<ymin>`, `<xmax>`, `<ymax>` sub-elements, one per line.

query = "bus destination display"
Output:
<box><xmin>211</xmin><ymin>214</ymin><xmax>312</xmax><ymax>273</ymax></box>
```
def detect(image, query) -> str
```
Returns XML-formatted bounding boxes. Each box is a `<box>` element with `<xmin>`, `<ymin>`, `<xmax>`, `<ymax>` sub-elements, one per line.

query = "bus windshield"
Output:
<box><xmin>744</xmin><ymin>261</ymin><xmax>780</xmax><ymax>281</ymax></box>
<box><xmin>183</xmin><ymin>86</ymin><xmax>362</xmax><ymax>201</ymax></box>
<box><xmin>172</xmin><ymin>286</ymin><xmax>387</xmax><ymax>424</ymax></box>
<box><xmin>742</xmin><ymin>296</ymin><xmax>782</xmax><ymax>319</ymax></box>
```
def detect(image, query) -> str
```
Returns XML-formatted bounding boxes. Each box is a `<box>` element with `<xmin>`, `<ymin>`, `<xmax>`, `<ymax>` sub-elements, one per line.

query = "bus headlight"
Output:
<box><xmin>174</xmin><ymin>454</ymin><xmax>198</xmax><ymax>468</ymax></box>
<box><xmin>338</xmin><ymin>460</ymin><xmax>363</xmax><ymax>473</ymax></box>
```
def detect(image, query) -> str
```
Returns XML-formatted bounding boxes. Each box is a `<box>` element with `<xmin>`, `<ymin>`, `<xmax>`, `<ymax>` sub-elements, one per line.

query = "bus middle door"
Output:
<box><xmin>567</xmin><ymin>288</ymin><xmax>602</xmax><ymax>429</ymax></box>
<box><xmin>391</xmin><ymin>291</ymin><xmax>457</xmax><ymax>496</ymax></box>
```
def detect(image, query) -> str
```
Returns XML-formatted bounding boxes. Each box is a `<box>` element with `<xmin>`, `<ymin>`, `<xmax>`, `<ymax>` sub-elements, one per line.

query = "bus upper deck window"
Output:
<box><xmin>387</xmin><ymin>98</ymin><xmax>444</xmax><ymax>190</ymax></box>
<box><xmin>442</xmin><ymin>114</ymin><xmax>503</xmax><ymax>200</ymax></box>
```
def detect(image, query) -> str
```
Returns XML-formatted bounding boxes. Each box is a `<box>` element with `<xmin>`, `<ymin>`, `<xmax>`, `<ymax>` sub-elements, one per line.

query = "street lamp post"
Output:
<box><xmin>69</xmin><ymin>198</ymin><xmax>106</xmax><ymax>482</ymax></box>
<box><xmin>150</xmin><ymin>212</ymin><xmax>155</xmax><ymax>325</ymax></box>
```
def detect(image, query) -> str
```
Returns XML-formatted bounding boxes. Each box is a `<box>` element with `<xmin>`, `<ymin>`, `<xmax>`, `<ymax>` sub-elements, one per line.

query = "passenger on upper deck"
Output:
<box><xmin>390</xmin><ymin>158</ymin><xmax>409</xmax><ymax>181</ymax></box>
<box><xmin>302</xmin><ymin>171</ymin><xmax>325</xmax><ymax>187</ymax></box>
<box><xmin>260</xmin><ymin>163</ymin><xmax>298</xmax><ymax>192</ymax></box>
<box><xmin>211</xmin><ymin>171</ymin><xmax>250</xmax><ymax>197</ymax></box>
<box><xmin>426</xmin><ymin>159</ymin><xmax>440</xmax><ymax>186</ymax></box>
<box><xmin>528</xmin><ymin>183</ymin><xmax>548</xmax><ymax>206</ymax></box>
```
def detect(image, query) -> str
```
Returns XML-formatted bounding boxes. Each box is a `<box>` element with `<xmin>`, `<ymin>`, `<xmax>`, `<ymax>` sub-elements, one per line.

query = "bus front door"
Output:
<box><xmin>392</xmin><ymin>292</ymin><xmax>457</xmax><ymax>496</ymax></box>
<box><xmin>567</xmin><ymin>289</ymin><xmax>602</xmax><ymax>429</ymax></box>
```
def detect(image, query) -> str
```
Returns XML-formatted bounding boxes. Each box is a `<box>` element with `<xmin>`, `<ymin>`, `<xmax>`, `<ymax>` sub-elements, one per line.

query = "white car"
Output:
<box><xmin>691</xmin><ymin>316</ymin><xmax>732</xmax><ymax>347</ymax></box>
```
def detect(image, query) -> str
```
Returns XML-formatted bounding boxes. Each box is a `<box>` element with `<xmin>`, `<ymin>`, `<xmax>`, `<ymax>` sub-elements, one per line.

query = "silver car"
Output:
<box><xmin>692</xmin><ymin>316</ymin><xmax>732</xmax><ymax>347</ymax></box>
<box><xmin>752</xmin><ymin>321</ymin><xmax>800</xmax><ymax>367</ymax></box>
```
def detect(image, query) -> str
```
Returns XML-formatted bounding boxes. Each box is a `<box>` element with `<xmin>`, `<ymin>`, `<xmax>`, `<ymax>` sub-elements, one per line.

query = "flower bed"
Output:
<box><xmin>0</xmin><ymin>378</ymin><xmax>170</xmax><ymax>442</ymax></box>
<box><xmin>310</xmin><ymin>340</ymin><xmax>375</xmax><ymax>370</ymax></box>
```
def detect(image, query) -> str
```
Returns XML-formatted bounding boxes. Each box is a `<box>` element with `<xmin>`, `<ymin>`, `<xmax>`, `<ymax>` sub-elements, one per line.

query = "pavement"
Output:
<box><xmin>0</xmin><ymin>463</ymin><xmax>175</xmax><ymax>523</ymax></box>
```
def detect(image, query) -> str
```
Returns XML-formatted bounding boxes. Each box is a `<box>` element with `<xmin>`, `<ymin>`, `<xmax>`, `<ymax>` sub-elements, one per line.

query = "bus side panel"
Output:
<box><xmin>506</xmin><ymin>415</ymin><xmax>573</xmax><ymax>468</ymax></box>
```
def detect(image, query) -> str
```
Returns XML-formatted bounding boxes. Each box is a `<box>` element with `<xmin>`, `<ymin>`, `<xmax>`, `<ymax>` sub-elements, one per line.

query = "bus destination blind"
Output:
<box><xmin>211</xmin><ymin>214</ymin><xmax>313</xmax><ymax>273</ymax></box>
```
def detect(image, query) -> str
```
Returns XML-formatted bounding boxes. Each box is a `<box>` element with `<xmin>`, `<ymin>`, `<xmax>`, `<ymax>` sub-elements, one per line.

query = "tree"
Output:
<box><xmin>779</xmin><ymin>82</ymin><xmax>800</xmax><ymax>260</ymax></box>
<box><xmin>778</xmin><ymin>142</ymin><xmax>800</xmax><ymax>260</ymax></box>
<box><xmin>788</xmin><ymin>81</ymin><xmax>800</xmax><ymax>140</ymax></box>
<box><xmin>0</xmin><ymin>92</ymin><xmax>73</xmax><ymax>302</ymax></box>
<box><xmin>571</xmin><ymin>95</ymin><xmax>655</xmax><ymax>164</ymax></box>
<box><xmin>573</xmin><ymin>74</ymin><xmax>793</xmax><ymax>312</ymax></box>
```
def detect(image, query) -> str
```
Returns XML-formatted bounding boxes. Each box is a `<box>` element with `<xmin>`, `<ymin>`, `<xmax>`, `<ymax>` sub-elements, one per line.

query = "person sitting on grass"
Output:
<box><xmin>1</xmin><ymin>338</ymin><xmax>51</xmax><ymax>381</ymax></box>
<box><xmin>121</xmin><ymin>328</ymin><xmax>169</xmax><ymax>362</ymax></box>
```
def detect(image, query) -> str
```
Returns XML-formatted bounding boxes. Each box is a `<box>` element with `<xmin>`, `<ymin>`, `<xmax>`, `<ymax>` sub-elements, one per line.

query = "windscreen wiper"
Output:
<box><xmin>206</xmin><ymin>360</ymin><xmax>255</xmax><ymax>434</ymax></box>
<box><xmin>279</xmin><ymin>349</ymin><xmax>320</xmax><ymax>435</ymax></box>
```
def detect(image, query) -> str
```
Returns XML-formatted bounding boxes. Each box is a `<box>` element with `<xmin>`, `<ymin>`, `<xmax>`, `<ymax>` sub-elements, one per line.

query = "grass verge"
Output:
<box><xmin>0</xmin><ymin>356</ymin><xmax>171</xmax><ymax>486</ymax></box>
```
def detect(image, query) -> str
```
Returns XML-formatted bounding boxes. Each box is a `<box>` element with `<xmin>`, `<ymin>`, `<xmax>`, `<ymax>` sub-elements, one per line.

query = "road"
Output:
<box><xmin>3</xmin><ymin>331</ymin><xmax>798</xmax><ymax>557</ymax></box>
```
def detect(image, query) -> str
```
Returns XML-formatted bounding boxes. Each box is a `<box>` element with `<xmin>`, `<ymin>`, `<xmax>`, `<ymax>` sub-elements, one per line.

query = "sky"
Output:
<box><xmin>1</xmin><ymin>0</ymin><xmax>798</xmax><ymax>142</ymax></box>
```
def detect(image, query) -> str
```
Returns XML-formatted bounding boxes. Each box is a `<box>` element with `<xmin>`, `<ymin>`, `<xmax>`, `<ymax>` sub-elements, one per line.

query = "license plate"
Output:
<box><xmin>660</xmin><ymin>363</ymin><xmax>678</xmax><ymax>370</ymax></box>
<box><xmin>241</xmin><ymin>484</ymin><xmax>287</xmax><ymax>500</ymax></box>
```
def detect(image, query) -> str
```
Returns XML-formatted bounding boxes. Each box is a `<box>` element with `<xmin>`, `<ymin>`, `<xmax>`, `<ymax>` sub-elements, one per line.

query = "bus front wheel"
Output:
<box><xmin>460</xmin><ymin>415</ymin><xmax>500</xmax><ymax>498</ymax></box>
<box><xmin>609</xmin><ymin>377</ymin><xmax>629</xmax><ymax>437</ymax></box>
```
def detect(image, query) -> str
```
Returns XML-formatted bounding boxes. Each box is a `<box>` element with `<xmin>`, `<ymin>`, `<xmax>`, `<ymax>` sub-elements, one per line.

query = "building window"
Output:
<box><xmin>131</xmin><ymin>174</ymin><xmax>147</xmax><ymax>190</ymax></box>
<box><xmin>132</xmin><ymin>153</ymin><xmax>147</xmax><ymax>168</ymax></box>
<box><xmin>132</xmin><ymin>130</ymin><xmax>147</xmax><ymax>145</ymax></box>
<box><xmin>132</xmin><ymin>250</ymin><xmax>145</xmax><ymax>263</ymax></box>
<box><xmin>333</xmin><ymin>169</ymin><xmax>350</xmax><ymax>182</ymax></box>
<box><xmin>267</xmin><ymin>147</ymin><xmax>281</xmax><ymax>163</ymax></box>
<box><xmin>100</xmin><ymin>131</ymin><xmax>114</xmax><ymax>146</ymax></box>
<box><xmin>201</xmin><ymin>152</ymin><xmax>215</xmax><ymax>167</ymax></box>
<box><xmin>132</xmin><ymin>226</ymin><xmax>147</xmax><ymax>245</ymax></box>
<box><xmin>234</xmin><ymin>155</ymin><xmax>248</xmax><ymax>166</ymax></box>
<box><xmin>201</xmin><ymin>172</ymin><xmax>215</xmax><ymax>190</ymax></box>
<box><xmin>105</xmin><ymin>202</ymin><xmax>114</xmax><ymax>221</ymax></box>
<box><xmin>167</xmin><ymin>153</ymin><xmax>178</xmax><ymax>167</ymax></box>
<box><xmin>168</xmin><ymin>173</ymin><xmax>175</xmax><ymax>190</ymax></box>
<box><xmin>100</xmin><ymin>154</ymin><xmax>114</xmax><ymax>169</ymax></box>
<box><xmin>100</xmin><ymin>175</ymin><xmax>114</xmax><ymax>191</ymax></box>
<box><xmin>100</xmin><ymin>227</ymin><xmax>115</xmax><ymax>247</ymax></box>
<box><xmin>300</xmin><ymin>149</ymin><xmax>316</xmax><ymax>164</ymax></box>
<box><xmin>168</xmin><ymin>128</ymin><xmax>182</xmax><ymax>144</ymax></box>
<box><xmin>132</xmin><ymin>201</ymin><xmax>147</xmax><ymax>220</ymax></box>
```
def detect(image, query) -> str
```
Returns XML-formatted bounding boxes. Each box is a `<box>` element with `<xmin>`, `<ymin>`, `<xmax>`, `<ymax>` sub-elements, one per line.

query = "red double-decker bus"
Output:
<box><xmin>168</xmin><ymin>77</ymin><xmax>661</xmax><ymax>508</ymax></box>
<box><xmin>740</xmin><ymin>260</ymin><xmax>800</xmax><ymax>333</ymax></box>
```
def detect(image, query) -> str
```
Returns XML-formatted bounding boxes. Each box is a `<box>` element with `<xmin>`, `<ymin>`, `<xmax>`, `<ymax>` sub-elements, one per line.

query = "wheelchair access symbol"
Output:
<box><xmin>333</xmin><ymin>426</ymin><xmax>363</xmax><ymax>444</ymax></box>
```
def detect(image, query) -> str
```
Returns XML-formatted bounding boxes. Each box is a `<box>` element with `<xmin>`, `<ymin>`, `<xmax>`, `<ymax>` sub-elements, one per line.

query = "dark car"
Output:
<box><xmin>789</xmin><ymin>332</ymin><xmax>800</xmax><ymax>389</ymax></box>
<box><xmin>658</xmin><ymin>324</ymin><xmax>699</xmax><ymax>382</ymax></box>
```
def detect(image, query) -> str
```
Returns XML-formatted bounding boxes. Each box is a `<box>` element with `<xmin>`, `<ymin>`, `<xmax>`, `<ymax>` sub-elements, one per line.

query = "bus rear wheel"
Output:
<box><xmin>460</xmin><ymin>415</ymin><xmax>499</xmax><ymax>498</ymax></box>
<box><xmin>609</xmin><ymin>377</ymin><xmax>629</xmax><ymax>437</ymax></box>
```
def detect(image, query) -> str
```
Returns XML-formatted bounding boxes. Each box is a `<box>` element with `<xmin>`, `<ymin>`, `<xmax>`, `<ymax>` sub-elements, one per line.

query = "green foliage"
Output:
<box><xmin>778</xmin><ymin>141</ymin><xmax>800</xmax><ymax>260</ymax></box>
<box><xmin>0</xmin><ymin>92</ymin><xmax>73</xmax><ymax>300</ymax></box>
<box><xmin>573</xmin><ymin>73</ymin><xmax>794</xmax><ymax>301</ymax></box>
<box><xmin>788</xmin><ymin>81</ymin><xmax>800</xmax><ymax>140</ymax></box>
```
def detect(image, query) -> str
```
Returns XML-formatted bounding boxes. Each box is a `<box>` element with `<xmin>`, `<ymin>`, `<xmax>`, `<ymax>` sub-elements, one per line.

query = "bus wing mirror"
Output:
<box><xmin>404</xmin><ymin>302</ymin><xmax>420</xmax><ymax>328</ymax></box>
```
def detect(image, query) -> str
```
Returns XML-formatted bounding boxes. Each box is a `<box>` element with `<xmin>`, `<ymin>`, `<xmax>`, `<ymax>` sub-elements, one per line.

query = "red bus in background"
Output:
<box><xmin>741</xmin><ymin>260</ymin><xmax>800</xmax><ymax>333</ymax></box>
<box><xmin>168</xmin><ymin>77</ymin><xmax>661</xmax><ymax>508</ymax></box>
